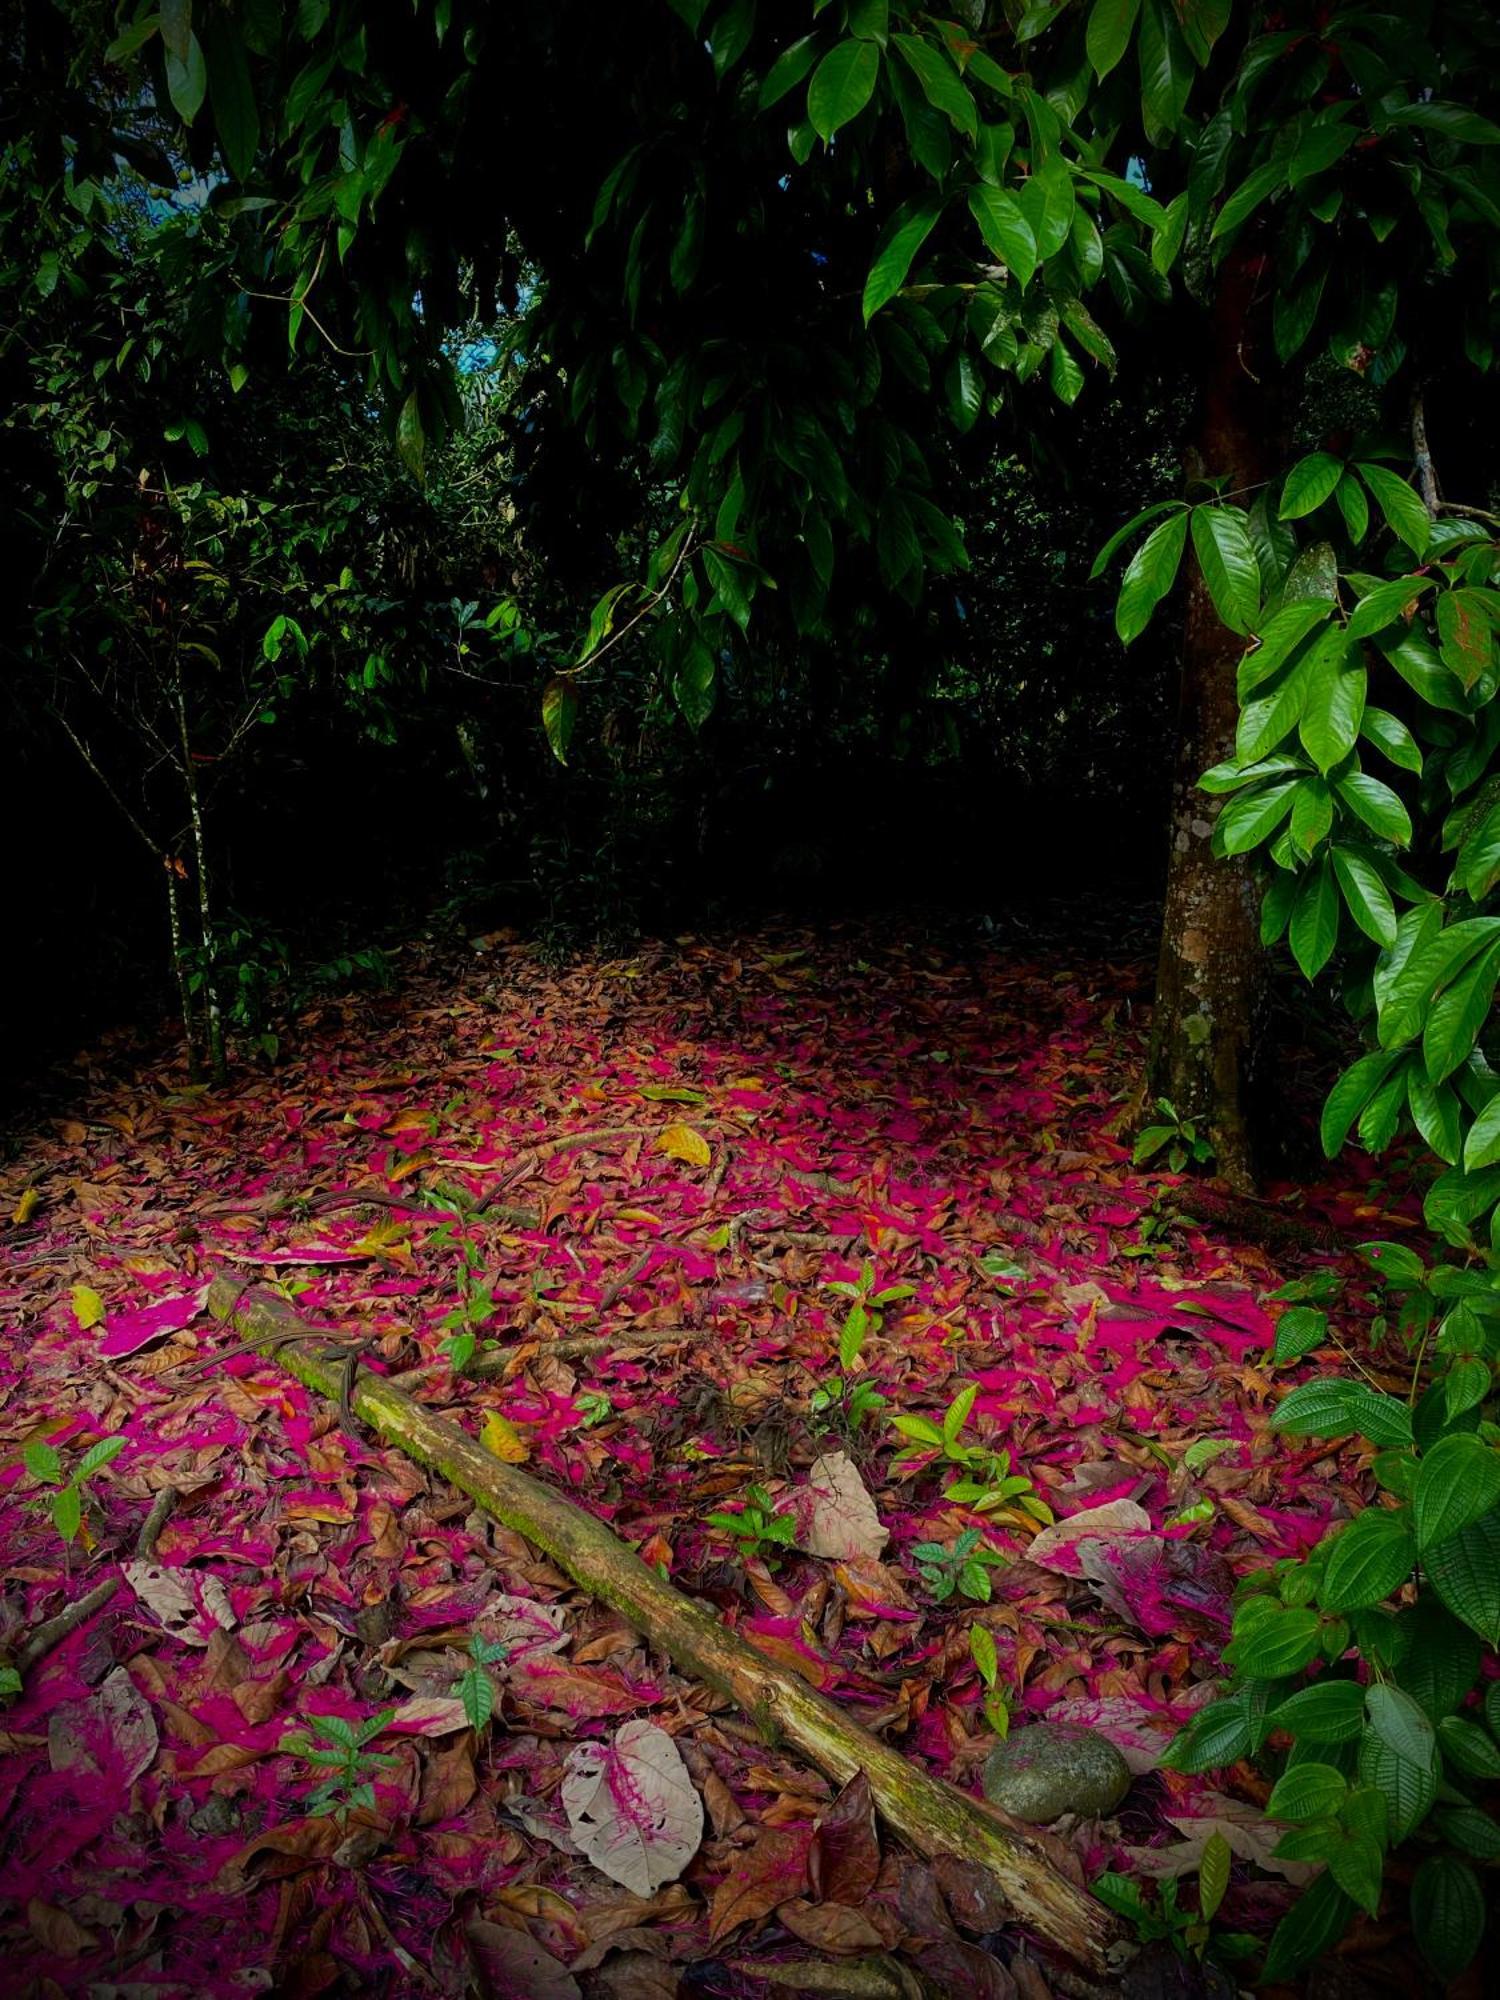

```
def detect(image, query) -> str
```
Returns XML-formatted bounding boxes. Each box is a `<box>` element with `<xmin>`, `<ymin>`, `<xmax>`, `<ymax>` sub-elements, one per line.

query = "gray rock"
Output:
<box><xmin>982</xmin><ymin>1723</ymin><xmax>1131</xmax><ymax>1824</ymax></box>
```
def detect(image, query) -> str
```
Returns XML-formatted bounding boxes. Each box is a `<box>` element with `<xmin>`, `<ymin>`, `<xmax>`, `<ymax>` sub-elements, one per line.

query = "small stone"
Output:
<box><xmin>982</xmin><ymin>1723</ymin><xmax>1131</xmax><ymax>1824</ymax></box>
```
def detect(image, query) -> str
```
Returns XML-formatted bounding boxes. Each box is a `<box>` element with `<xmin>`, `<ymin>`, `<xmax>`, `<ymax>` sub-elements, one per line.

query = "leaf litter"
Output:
<box><xmin>0</xmin><ymin>923</ymin><xmax>1421</xmax><ymax>1993</ymax></box>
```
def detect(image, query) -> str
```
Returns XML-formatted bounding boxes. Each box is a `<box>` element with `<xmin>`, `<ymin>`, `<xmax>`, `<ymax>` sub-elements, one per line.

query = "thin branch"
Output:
<box><xmin>563</xmin><ymin>531</ymin><xmax>697</xmax><ymax>683</ymax></box>
<box><xmin>1410</xmin><ymin>388</ymin><xmax>1440</xmax><ymax>516</ymax></box>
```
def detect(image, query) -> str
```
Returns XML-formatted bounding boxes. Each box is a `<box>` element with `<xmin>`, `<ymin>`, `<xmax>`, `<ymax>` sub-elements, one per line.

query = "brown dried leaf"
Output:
<box><xmin>561</xmin><ymin>1719</ymin><xmax>703</xmax><ymax>1898</ymax></box>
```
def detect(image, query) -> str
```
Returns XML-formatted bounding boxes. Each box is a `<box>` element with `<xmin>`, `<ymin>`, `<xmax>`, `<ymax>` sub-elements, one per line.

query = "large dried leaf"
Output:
<box><xmin>792</xmin><ymin>1451</ymin><xmax>888</xmax><ymax>1561</ymax></box>
<box><xmin>47</xmin><ymin>1666</ymin><xmax>158</xmax><ymax>1785</ymax></box>
<box><xmin>1024</xmin><ymin>1499</ymin><xmax>1152</xmax><ymax>1574</ymax></box>
<box><xmin>561</xmin><ymin>1719</ymin><xmax>703</xmax><ymax>1897</ymax></box>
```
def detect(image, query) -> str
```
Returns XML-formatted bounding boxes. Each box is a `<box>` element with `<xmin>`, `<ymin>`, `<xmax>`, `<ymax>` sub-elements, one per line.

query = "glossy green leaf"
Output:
<box><xmin>862</xmin><ymin>197</ymin><xmax>942</xmax><ymax>320</ymax></box>
<box><xmin>1319</xmin><ymin>1507</ymin><xmax>1414</xmax><ymax>1612</ymax></box>
<box><xmin>1086</xmin><ymin>0</ymin><xmax>1141</xmax><ymax>78</ymax></box>
<box><xmin>1357</xmin><ymin>462</ymin><xmax>1431</xmax><ymax>556</ymax></box>
<box><xmin>1116</xmin><ymin>510</ymin><xmax>1189</xmax><ymax>644</ymax></box>
<box><xmin>1190</xmin><ymin>504</ymin><xmax>1260</xmax><ymax>635</ymax></box>
<box><xmin>808</xmin><ymin>41</ymin><xmax>881</xmax><ymax>142</ymax></box>
<box><xmin>968</xmin><ymin>186</ymin><xmax>1037</xmax><ymax>287</ymax></box>
<box><xmin>1279</xmin><ymin>452</ymin><xmax>1344</xmax><ymax>521</ymax></box>
<box><xmin>1424</xmin><ymin>1506</ymin><xmax>1500</xmax><ymax>1642</ymax></box>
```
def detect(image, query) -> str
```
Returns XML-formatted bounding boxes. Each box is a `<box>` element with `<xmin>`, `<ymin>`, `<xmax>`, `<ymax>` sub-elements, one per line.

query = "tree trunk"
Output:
<box><xmin>1148</xmin><ymin>253</ymin><xmax>1279</xmax><ymax>1191</ymax></box>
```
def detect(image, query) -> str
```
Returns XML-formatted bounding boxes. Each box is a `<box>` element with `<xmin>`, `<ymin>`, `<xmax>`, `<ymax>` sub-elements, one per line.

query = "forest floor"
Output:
<box><xmin>0</xmin><ymin>921</ymin><xmax>1423</xmax><ymax>1999</ymax></box>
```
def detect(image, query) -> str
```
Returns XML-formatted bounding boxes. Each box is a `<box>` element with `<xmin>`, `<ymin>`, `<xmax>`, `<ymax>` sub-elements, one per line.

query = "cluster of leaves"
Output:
<box><xmin>703</xmin><ymin>1484</ymin><xmax>799</xmax><ymax>1566</ymax></box>
<box><xmin>911</xmin><ymin>1524</ymin><xmax>1007</xmax><ymax>1604</ymax></box>
<box><xmin>1094</xmin><ymin>1832</ymin><xmax>1258</xmax><ymax>1973</ymax></box>
<box><xmin>1132</xmin><ymin>1094</ymin><xmax>1215</xmax><ymax>1174</ymax></box>
<box><xmin>22</xmin><ymin>1436</ymin><xmax>126</xmax><ymax>1546</ymax></box>
<box><xmin>808</xmin><ymin>1260</ymin><xmax>913</xmax><ymax>1433</ymax></box>
<box><xmin>284</xmin><ymin>1707</ymin><xmax>399</xmax><ymax>1821</ymax></box>
<box><xmin>891</xmin><ymin>1380</ymin><xmax>1053</xmax><ymax>1524</ymax></box>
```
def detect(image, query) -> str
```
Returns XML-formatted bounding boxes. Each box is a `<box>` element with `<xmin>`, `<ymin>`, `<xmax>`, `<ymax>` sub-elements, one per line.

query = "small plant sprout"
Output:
<box><xmin>1133</xmin><ymin>1097</ymin><xmax>1215</xmax><ymax>1175</ymax></box>
<box><xmin>438</xmin><ymin>1235</ymin><xmax>497</xmax><ymax>1373</ymax></box>
<box><xmin>911</xmin><ymin>1527</ymin><xmax>1007</xmax><ymax>1604</ymax></box>
<box><xmin>456</xmin><ymin>1633</ymin><xmax>508</xmax><ymax>1730</ymax></box>
<box><xmin>704</xmin><ymin>1484</ymin><xmax>797</xmax><ymax>1567</ymax></box>
<box><xmin>574</xmin><ymin>1389</ymin><xmax>614</xmax><ymax>1428</ymax></box>
<box><xmin>287</xmin><ymin>1707</ymin><xmax>399</xmax><ymax>1819</ymax></box>
<box><xmin>1092</xmin><ymin>1832</ymin><xmax>1255</xmax><ymax>1968</ymax></box>
<box><xmin>890</xmin><ymin>1384</ymin><xmax>1054</xmax><ymax>1526</ymax></box>
<box><xmin>23</xmin><ymin>1434</ymin><xmax>126</xmax><ymax>1545</ymax></box>
<box><xmin>809</xmin><ymin>1261</ymin><xmax>912</xmax><ymax>1433</ymax></box>
<box><xmin>969</xmin><ymin>1623</ymin><xmax>1010</xmax><ymax>1738</ymax></box>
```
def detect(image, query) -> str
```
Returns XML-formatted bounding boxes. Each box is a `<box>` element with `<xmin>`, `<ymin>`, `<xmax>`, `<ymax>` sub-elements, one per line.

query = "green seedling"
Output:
<box><xmin>890</xmin><ymin>1384</ymin><xmax>1054</xmax><ymax>1525</ymax></box>
<box><xmin>574</xmin><ymin>1389</ymin><xmax>614</xmax><ymax>1428</ymax></box>
<box><xmin>911</xmin><ymin>1526</ymin><xmax>1007</xmax><ymax>1603</ymax></box>
<box><xmin>1133</xmin><ymin>1097</ymin><xmax>1215</xmax><ymax>1174</ymax></box>
<box><xmin>455</xmin><ymin>1633</ymin><xmax>508</xmax><ymax>1730</ymax></box>
<box><xmin>1093</xmin><ymin>1834</ymin><xmax>1257</xmax><ymax>1968</ymax></box>
<box><xmin>438</xmin><ymin>1235</ymin><xmax>497</xmax><ymax>1372</ymax></box>
<box><xmin>704</xmin><ymin>1484</ymin><xmax>797</xmax><ymax>1566</ymax></box>
<box><xmin>286</xmin><ymin>1707</ymin><xmax>399</xmax><ymax>1818</ymax></box>
<box><xmin>969</xmin><ymin>1623</ymin><xmax>1010</xmax><ymax>1737</ymax></box>
<box><xmin>23</xmin><ymin>1434</ymin><xmax>125</xmax><ymax>1545</ymax></box>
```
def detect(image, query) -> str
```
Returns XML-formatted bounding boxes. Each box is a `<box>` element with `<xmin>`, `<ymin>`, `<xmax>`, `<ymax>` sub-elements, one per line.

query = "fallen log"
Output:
<box><xmin>205</xmin><ymin>1279</ymin><xmax>1120</xmax><ymax>1975</ymax></box>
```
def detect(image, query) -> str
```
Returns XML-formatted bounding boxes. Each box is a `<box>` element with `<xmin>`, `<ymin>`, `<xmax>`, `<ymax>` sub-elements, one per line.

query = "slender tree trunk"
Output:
<box><xmin>162</xmin><ymin>856</ymin><xmax>201</xmax><ymax>1082</ymax></box>
<box><xmin>1148</xmin><ymin>253</ymin><xmax>1280</xmax><ymax>1190</ymax></box>
<box><xmin>172</xmin><ymin>662</ymin><xmax>226</xmax><ymax>1085</ymax></box>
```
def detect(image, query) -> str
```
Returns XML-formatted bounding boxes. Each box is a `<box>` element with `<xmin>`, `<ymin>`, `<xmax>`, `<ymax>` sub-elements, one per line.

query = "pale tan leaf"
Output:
<box><xmin>562</xmin><ymin>1719</ymin><xmax>703</xmax><ymax>1896</ymax></box>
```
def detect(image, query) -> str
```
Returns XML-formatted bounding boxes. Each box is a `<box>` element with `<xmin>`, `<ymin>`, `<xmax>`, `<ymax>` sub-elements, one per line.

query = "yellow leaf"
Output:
<box><xmin>71</xmin><ymin>1284</ymin><xmax>106</xmax><ymax>1331</ymax></box>
<box><xmin>655</xmin><ymin>1123</ymin><xmax>711</xmax><ymax>1169</ymax></box>
<box><xmin>480</xmin><ymin>1412</ymin><xmax>530</xmax><ymax>1463</ymax></box>
<box><xmin>11</xmin><ymin>1187</ymin><xmax>41</xmax><ymax>1225</ymax></box>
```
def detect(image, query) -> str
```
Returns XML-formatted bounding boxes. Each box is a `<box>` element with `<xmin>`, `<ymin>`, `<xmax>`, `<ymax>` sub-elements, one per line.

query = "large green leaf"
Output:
<box><xmin>808</xmin><ymin>40</ymin><xmax>881</xmax><ymax>141</ymax></box>
<box><xmin>1217</xmin><ymin>778</ymin><xmax>1298</xmax><ymax>856</ymax></box>
<box><xmin>203</xmin><ymin>16</ymin><xmax>259</xmax><ymax>181</ymax></box>
<box><xmin>1279</xmin><ymin>452</ymin><xmax>1344</xmax><ymax>521</ymax></box>
<box><xmin>862</xmin><ymin>197</ymin><xmax>943</xmax><ymax>320</ymax></box>
<box><xmin>1270</xmin><ymin>1679</ymin><xmax>1365</xmax><ymax>1744</ymax></box>
<box><xmin>164</xmin><ymin>26</ymin><xmax>208</xmax><ymax>123</ymax></box>
<box><xmin>967</xmin><ymin>186</ymin><xmax>1037</xmax><ymax>287</ymax></box>
<box><xmin>1116</xmin><ymin>510</ymin><xmax>1189</xmax><ymax>643</ymax></box>
<box><xmin>1262</xmin><ymin>1872</ymin><xmax>1357</xmax><ymax>1984</ymax></box>
<box><xmin>1223</xmin><ymin>1606</ymin><xmax>1322</xmax><ymax>1678</ymax></box>
<box><xmin>1358</xmin><ymin>461</ymin><xmax>1431</xmax><ymax>556</ymax></box>
<box><xmin>1086</xmin><ymin>0</ymin><xmax>1141</xmax><ymax>78</ymax></box>
<box><xmin>1424</xmin><ymin>1505</ymin><xmax>1500</xmax><ymax>1642</ymax></box>
<box><xmin>891</xmin><ymin>33</ymin><xmax>976</xmax><ymax>137</ymax></box>
<box><xmin>1335</xmin><ymin>772</ymin><xmax>1412</xmax><ymax>849</ymax></box>
<box><xmin>1410</xmin><ymin>1856</ymin><xmax>1486</xmax><ymax>1981</ymax></box>
<box><xmin>1319</xmin><ymin>1507</ymin><xmax>1414</xmax><ymax>1612</ymax></box>
<box><xmin>1137</xmin><ymin>0</ymin><xmax>1193</xmax><ymax>143</ymax></box>
<box><xmin>1289</xmin><ymin>858</ymin><xmax>1339</xmax><ymax>979</ymax></box>
<box><xmin>1332</xmin><ymin>846</ymin><xmax>1397</xmax><ymax>946</ymax></box>
<box><xmin>1357</xmin><ymin>1728</ymin><xmax>1437</xmax><ymax>1841</ymax></box>
<box><xmin>1299</xmin><ymin>636</ymin><xmax>1365</xmax><ymax>773</ymax></box>
<box><xmin>1237</xmin><ymin>601</ymin><xmax>1331</xmax><ymax>697</ymax></box>
<box><xmin>1423</xmin><ymin>935</ymin><xmax>1500</xmax><ymax>1081</ymax></box>
<box><xmin>1190</xmin><ymin>504</ymin><xmax>1260</xmax><ymax>634</ymax></box>
<box><xmin>1267</xmin><ymin>1761</ymin><xmax>1347</xmax><ymax>1821</ymax></box>
<box><xmin>1272</xmin><ymin>1379</ymin><xmax>1413</xmax><ymax>1446</ymax></box>
<box><xmin>1321</xmin><ymin>1048</ymin><xmax>1400</xmax><ymax>1155</ymax></box>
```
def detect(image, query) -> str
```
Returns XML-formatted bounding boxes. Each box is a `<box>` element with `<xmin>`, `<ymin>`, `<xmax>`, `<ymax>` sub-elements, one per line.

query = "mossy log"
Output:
<box><xmin>206</xmin><ymin>1279</ymin><xmax>1120</xmax><ymax>1975</ymax></box>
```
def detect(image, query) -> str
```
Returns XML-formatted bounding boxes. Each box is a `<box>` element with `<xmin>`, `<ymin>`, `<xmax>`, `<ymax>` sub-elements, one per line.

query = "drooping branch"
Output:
<box><xmin>205</xmin><ymin>1280</ymin><xmax>1121</xmax><ymax>1976</ymax></box>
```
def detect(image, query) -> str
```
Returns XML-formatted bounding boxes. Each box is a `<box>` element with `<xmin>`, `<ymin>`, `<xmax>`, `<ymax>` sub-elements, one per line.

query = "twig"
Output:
<box><xmin>468</xmin><ymin>1322</ymin><xmax>708</xmax><ymax>1379</ymax></box>
<box><xmin>1411</xmin><ymin>388</ymin><xmax>1440</xmax><ymax>516</ymax></box>
<box><xmin>15</xmin><ymin>1576</ymin><xmax>119</xmax><ymax>1675</ymax></box>
<box><xmin>135</xmin><ymin>1486</ymin><xmax>179</xmax><ymax>1559</ymax></box>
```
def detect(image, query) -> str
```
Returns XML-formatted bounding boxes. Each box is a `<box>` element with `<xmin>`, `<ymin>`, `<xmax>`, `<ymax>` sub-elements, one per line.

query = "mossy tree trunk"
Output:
<box><xmin>1148</xmin><ymin>252</ymin><xmax>1281</xmax><ymax>1190</ymax></box>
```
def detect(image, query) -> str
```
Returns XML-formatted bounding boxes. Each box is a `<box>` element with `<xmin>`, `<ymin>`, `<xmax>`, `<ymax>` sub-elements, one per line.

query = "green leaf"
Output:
<box><xmin>862</xmin><ymin>197</ymin><xmax>943</xmax><ymax>320</ymax></box>
<box><xmin>1279</xmin><ymin>453</ymin><xmax>1344</xmax><ymax>521</ymax></box>
<box><xmin>1086</xmin><ymin>0</ymin><xmax>1141</xmax><ymax>78</ymax></box>
<box><xmin>1090</xmin><ymin>501</ymin><xmax>1186</xmax><ymax>582</ymax></box>
<box><xmin>1357</xmin><ymin>463</ymin><xmax>1431</xmax><ymax>557</ymax></box>
<box><xmin>1433</xmin><ymin>1806</ymin><xmax>1500</xmax><ymax>1860</ymax></box>
<box><xmin>1424</xmin><ymin>1506</ymin><xmax>1500</xmax><ymax>1642</ymax></box>
<box><xmin>1160</xmin><ymin>1695</ymin><xmax>1252</xmax><ymax>1774</ymax></box>
<box><xmin>1289</xmin><ymin>119</ymin><xmax>1357</xmax><ymax>187</ymax></box>
<box><xmin>1357</xmin><ymin>1727</ymin><xmax>1437</xmax><ymax>1841</ymax></box>
<box><xmin>1389</xmin><ymin>101</ymin><xmax>1500</xmax><ymax>145</ymax></box>
<box><xmin>1319</xmin><ymin>1507</ymin><xmax>1414</xmax><ymax>1611</ymax></box>
<box><xmin>1272</xmin><ymin>1380</ymin><xmax>1412</xmax><ymax>1446</ymax></box>
<box><xmin>541</xmin><ymin>677</ymin><xmax>577</xmax><ymax>765</ymax></box>
<box><xmin>808</xmin><ymin>40</ymin><xmax>881</xmax><ymax>142</ymax></box>
<box><xmin>1268</xmin><ymin>1762</ymin><xmax>1348</xmax><ymax>1821</ymax></box>
<box><xmin>1331</xmin><ymin>847</ymin><xmax>1397</xmax><ymax>947</ymax></box>
<box><xmin>1299</xmin><ymin>639</ymin><xmax>1365</xmax><ymax>775</ymax></box>
<box><xmin>1336</xmin><ymin>772</ymin><xmax>1411</xmax><ymax>849</ymax></box>
<box><xmin>1289</xmin><ymin>859</ymin><xmax>1339</xmax><ymax>980</ymax></box>
<box><xmin>1217</xmin><ymin>779</ymin><xmax>1298</xmax><ymax>857</ymax></box>
<box><xmin>1410</xmin><ymin>1855</ymin><xmax>1486</xmax><ymax>1982</ymax></box>
<box><xmin>1270</xmin><ymin>1679</ymin><xmax>1365</xmax><ymax>1744</ymax></box>
<box><xmin>1191</xmin><ymin>505</ymin><xmax>1260</xmax><ymax>635</ymax></box>
<box><xmin>1137</xmin><ymin>0</ymin><xmax>1193</xmax><ymax>144</ymax></box>
<box><xmin>758</xmin><ymin>35</ymin><xmax>820</xmax><ymax>110</ymax></box>
<box><xmin>1223</xmin><ymin>1606</ymin><xmax>1322</xmax><ymax>1678</ymax></box>
<box><xmin>76</xmin><ymin>1436</ymin><xmax>125</xmax><ymax>1479</ymax></box>
<box><xmin>1237</xmin><ymin>601</ymin><xmax>1331</xmax><ymax>696</ymax></box>
<box><xmin>1438</xmin><ymin>1713</ymin><xmax>1500</xmax><ymax>1780</ymax></box>
<box><xmin>891</xmin><ymin>34</ymin><xmax>976</xmax><ymax>138</ymax></box>
<box><xmin>1436</xmin><ymin>589</ymin><xmax>1494</xmax><ymax>689</ymax></box>
<box><xmin>1321</xmin><ymin>1049</ymin><xmax>1400</xmax><ymax>1156</ymax></box>
<box><xmin>847</xmin><ymin>0</ymin><xmax>889</xmax><ymax>41</ymax></box>
<box><xmin>396</xmin><ymin>389</ymin><xmax>425</xmax><ymax>482</ymax></box>
<box><xmin>1367</xmin><ymin>1684</ymin><xmax>1436</xmax><ymax>1770</ymax></box>
<box><xmin>1360</xmin><ymin>707</ymin><xmax>1422</xmax><ymax>775</ymax></box>
<box><xmin>968</xmin><ymin>186</ymin><xmax>1037</xmax><ymax>288</ymax></box>
<box><xmin>1116</xmin><ymin>511</ymin><xmax>1189</xmax><ymax>644</ymax></box>
<box><xmin>23</xmin><ymin>1440</ymin><xmax>62</xmax><ymax>1486</ymax></box>
<box><xmin>164</xmin><ymin>28</ymin><xmax>208</xmax><ymax>124</ymax></box>
<box><xmin>53</xmin><ymin>1482</ymin><xmax>83</xmax><ymax>1543</ymax></box>
<box><xmin>1272</xmin><ymin>1306</ymin><xmax>1329</xmax><ymax>1364</ymax></box>
<box><xmin>1262</xmin><ymin>1871</ymin><xmax>1357</xmax><ymax>1985</ymax></box>
<box><xmin>203</xmin><ymin>16</ymin><xmax>260</xmax><ymax>181</ymax></box>
<box><xmin>1198</xmin><ymin>1828</ymin><xmax>1230</xmax><ymax>1922</ymax></box>
<box><xmin>1326</xmin><ymin>1829</ymin><xmax>1385</xmax><ymax>1917</ymax></box>
<box><xmin>1423</xmin><ymin>936</ymin><xmax>1500</xmax><ymax>1082</ymax></box>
